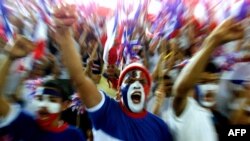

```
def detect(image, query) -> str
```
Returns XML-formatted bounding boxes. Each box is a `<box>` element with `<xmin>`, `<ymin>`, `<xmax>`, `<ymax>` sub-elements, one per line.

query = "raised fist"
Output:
<box><xmin>208</xmin><ymin>18</ymin><xmax>244</xmax><ymax>45</ymax></box>
<box><xmin>53</xmin><ymin>4</ymin><xmax>77</xmax><ymax>28</ymax></box>
<box><xmin>5</xmin><ymin>36</ymin><xmax>34</xmax><ymax>60</ymax></box>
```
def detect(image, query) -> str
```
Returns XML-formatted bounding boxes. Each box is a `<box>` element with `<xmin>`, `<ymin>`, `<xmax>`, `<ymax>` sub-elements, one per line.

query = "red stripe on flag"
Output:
<box><xmin>34</xmin><ymin>40</ymin><xmax>45</xmax><ymax>60</ymax></box>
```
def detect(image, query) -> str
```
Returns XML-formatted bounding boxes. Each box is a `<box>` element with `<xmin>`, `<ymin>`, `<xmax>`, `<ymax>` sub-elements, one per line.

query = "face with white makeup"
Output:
<box><xmin>197</xmin><ymin>83</ymin><xmax>218</xmax><ymax>108</ymax></box>
<box><xmin>33</xmin><ymin>88</ymin><xmax>62</xmax><ymax>117</ymax></box>
<box><xmin>118</xmin><ymin>63</ymin><xmax>151</xmax><ymax>113</ymax></box>
<box><xmin>196</xmin><ymin>62</ymin><xmax>220</xmax><ymax>108</ymax></box>
<box><xmin>31</xmin><ymin>81</ymin><xmax>69</xmax><ymax>130</ymax></box>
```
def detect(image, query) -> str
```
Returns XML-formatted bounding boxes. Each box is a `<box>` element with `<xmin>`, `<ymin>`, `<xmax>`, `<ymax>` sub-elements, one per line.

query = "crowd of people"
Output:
<box><xmin>0</xmin><ymin>2</ymin><xmax>250</xmax><ymax>141</ymax></box>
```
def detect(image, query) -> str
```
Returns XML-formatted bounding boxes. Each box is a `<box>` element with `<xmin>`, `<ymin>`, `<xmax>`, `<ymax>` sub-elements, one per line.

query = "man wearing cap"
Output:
<box><xmin>0</xmin><ymin>36</ymin><xmax>86</xmax><ymax>141</ymax></box>
<box><xmin>53</xmin><ymin>5</ymin><xmax>173</xmax><ymax>141</ymax></box>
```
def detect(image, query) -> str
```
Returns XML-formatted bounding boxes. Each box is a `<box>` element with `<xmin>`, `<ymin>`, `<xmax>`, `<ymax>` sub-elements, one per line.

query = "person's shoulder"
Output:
<box><xmin>14</xmin><ymin>109</ymin><xmax>38</xmax><ymax>129</ymax></box>
<box><xmin>86</xmin><ymin>90</ymin><xmax>119</xmax><ymax>118</ymax></box>
<box><xmin>18</xmin><ymin>110</ymin><xmax>35</xmax><ymax>121</ymax></box>
<box><xmin>146</xmin><ymin>112</ymin><xmax>169</xmax><ymax>127</ymax></box>
<box><xmin>1</xmin><ymin>104</ymin><xmax>35</xmax><ymax>128</ymax></box>
<box><xmin>146</xmin><ymin>112</ymin><xmax>173</xmax><ymax>140</ymax></box>
<box><xmin>99</xmin><ymin>90</ymin><xmax>119</xmax><ymax>105</ymax></box>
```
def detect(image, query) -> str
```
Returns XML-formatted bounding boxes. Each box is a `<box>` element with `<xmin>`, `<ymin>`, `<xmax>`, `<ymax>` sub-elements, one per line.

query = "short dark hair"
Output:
<box><xmin>42</xmin><ymin>80</ymin><xmax>70</xmax><ymax>101</ymax></box>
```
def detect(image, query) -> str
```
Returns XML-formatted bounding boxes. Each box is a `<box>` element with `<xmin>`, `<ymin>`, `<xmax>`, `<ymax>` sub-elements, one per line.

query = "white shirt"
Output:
<box><xmin>147</xmin><ymin>96</ymin><xmax>170</xmax><ymax>117</ymax></box>
<box><xmin>162</xmin><ymin>97</ymin><xmax>218</xmax><ymax>141</ymax></box>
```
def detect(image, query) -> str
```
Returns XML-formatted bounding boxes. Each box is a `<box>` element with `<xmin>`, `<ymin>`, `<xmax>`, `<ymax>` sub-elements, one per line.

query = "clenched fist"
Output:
<box><xmin>5</xmin><ymin>36</ymin><xmax>35</xmax><ymax>60</ymax></box>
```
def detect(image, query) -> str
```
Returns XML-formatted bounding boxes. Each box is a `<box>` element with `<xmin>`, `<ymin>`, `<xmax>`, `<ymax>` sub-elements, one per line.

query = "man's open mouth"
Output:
<box><xmin>131</xmin><ymin>92</ymin><xmax>142</xmax><ymax>104</ymax></box>
<box><xmin>37</xmin><ymin>110</ymin><xmax>50</xmax><ymax>120</ymax></box>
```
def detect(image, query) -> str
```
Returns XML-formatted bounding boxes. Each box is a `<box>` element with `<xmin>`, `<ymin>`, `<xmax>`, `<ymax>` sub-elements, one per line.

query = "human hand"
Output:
<box><xmin>53</xmin><ymin>4</ymin><xmax>77</xmax><ymax>28</ymax></box>
<box><xmin>208</xmin><ymin>18</ymin><xmax>244</xmax><ymax>46</ymax></box>
<box><xmin>53</xmin><ymin>4</ymin><xmax>77</xmax><ymax>44</ymax></box>
<box><xmin>5</xmin><ymin>36</ymin><xmax>34</xmax><ymax>60</ymax></box>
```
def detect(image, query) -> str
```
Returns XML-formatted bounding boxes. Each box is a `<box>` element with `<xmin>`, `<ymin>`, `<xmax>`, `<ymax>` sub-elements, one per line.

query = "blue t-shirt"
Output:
<box><xmin>0</xmin><ymin>109</ymin><xmax>86</xmax><ymax>141</ymax></box>
<box><xmin>87</xmin><ymin>92</ymin><xmax>173</xmax><ymax>141</ymax></box>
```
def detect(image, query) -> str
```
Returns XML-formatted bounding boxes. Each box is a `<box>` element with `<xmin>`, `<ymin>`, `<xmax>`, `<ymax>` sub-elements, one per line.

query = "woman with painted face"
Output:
<box><xmin>52</xmin><ymin>5</ymin><xmax>173</xmax><ymax>141</ymax></box>
<box><xmin>160</xmin><ymin>18</ymin><xmax>244</xmax><ymax>141</ymax></box>
<box><xmin>0</xmin><ymin>36</ymin><xmax>86</xmax><ymax>141</ymax></box>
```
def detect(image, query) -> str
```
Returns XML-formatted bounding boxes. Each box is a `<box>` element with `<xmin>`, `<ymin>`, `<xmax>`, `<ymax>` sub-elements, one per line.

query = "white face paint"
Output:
<box><xmin>198</xmin><ymin>84</ymin><xmax>218</xmax><ymax>108</ymax></box>
<box><xmin>32</xmin><ymin>94</ymin><xmax>61</xmax><ymax>114</ymax></box>
<box><xmin>121</xmin><ymin>69</ymin><xmax>149</xmax><ymax>113</ymax></box>
<box><xmin>200</xmin><ymin>101</ymin><xmax>216</xmax><ymax>108</ymax></box>
<box><xmin>199</xmin><ymin>84</ymin><xmax>218</xmax><ymax>94</ymax></box>
<box><xmin>126</xmin><ymin>81</ymin><xmax>146</xmax><ymax>113</ymax></box>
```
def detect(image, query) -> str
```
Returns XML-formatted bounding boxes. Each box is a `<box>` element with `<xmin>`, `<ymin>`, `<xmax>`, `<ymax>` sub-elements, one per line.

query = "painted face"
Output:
<box><xmin>121</xmin><ymin>70</ymin><xmax>149</xmax><ymax>113</ymax></box>
<box><xmin>197</xmin><ymin>83</ymin><xmax>218</xmax><ymax>108</ymax></box>
<box><xmin>31</xmin><ymin>87</ymin><xmax>62</xmax><ymax>119</ymax></box>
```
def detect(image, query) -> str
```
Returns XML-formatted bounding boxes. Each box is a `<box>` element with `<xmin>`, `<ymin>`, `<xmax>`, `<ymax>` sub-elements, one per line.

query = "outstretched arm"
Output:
<box><xmin>0</xmin><ymin>54</ymin><xmax>13</xmax><ymax>117</ymax></box>
<box><xmin>172</xmin><ymin>18</ymin><xmax>244</xmax><ymax>116</ymax></box>
<box><xmin>53</xmin><ymin>5</ymin><xmax>102</xmax><ymax>108</ymax></box>
<box><xmin>0</xmin><ymin>36</ymin><xmax>34</xmax><ymax>117</ymax></box>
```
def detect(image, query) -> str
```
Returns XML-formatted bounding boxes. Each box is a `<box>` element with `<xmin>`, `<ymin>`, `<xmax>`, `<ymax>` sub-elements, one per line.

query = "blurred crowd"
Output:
<box><xmin>0</xmin><ymin>1</ymin><xmax>250</xmax><ymax>141</ymax></box>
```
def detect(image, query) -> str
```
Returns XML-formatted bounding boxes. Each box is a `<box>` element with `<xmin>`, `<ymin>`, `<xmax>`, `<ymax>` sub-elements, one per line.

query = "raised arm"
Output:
<box><xmin>172</xmin><ymin>18</ymin><xmax>244</xmax><ymax>116</ymax></box>
<box><xmin>53</xmin><ymin>5</ymin><xmax>102</xmax><ymax>108</ymax></box>
<box><xmin>0</xmin><ymin>36</ymin><xmax>34</xmax><ymax>117</ymax></box>
<box><xmin>0</xmin><ymin>52</ymin><xmax>13</xmax><ymax>118</ymax></box>
<box><xmin>151</xmin><ymin>53</ymin><xmax>164</xmax><ymax>81</ymax></box>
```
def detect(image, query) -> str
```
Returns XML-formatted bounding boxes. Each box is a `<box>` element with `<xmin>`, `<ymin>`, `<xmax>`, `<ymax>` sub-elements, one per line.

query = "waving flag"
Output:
<box><xmin>193</xmin><ymin>1</ymin><xmax>209</xmax><ymax>27</ymax></box>
<box><xmin>230</xmin><ymin>0</ymin><xmax>249</xmax><ymax>21</ymax></box>
<box><xmin>28</xmin><ymin>0</ymin><xmax>52</xmax><ymax>26</ymax></box>
<box><xmin>0</xmin><ymin>0</ymin><xmax>14</xmax><ymax>45</ymax></box>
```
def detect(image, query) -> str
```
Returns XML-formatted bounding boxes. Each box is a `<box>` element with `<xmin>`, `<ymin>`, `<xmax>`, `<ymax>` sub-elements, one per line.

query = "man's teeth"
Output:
<box><xmin>134</xmin><ymin>93</ymin><xmax>140</xmax><ymax>96</ymax></box>
<box><xmin>133</xmin><ymin>92</ymin><xmax>141</xmax><ymax>96</ymax></box>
